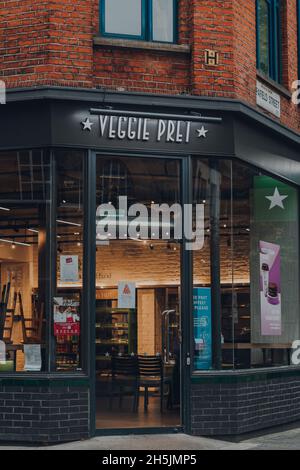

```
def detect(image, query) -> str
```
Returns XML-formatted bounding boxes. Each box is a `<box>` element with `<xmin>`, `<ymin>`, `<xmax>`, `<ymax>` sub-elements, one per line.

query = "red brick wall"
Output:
<box><xmin>232</xmin><ymin>0</ymin><xmax>300</xmax><ymax>133</ymax></box>
<box><xmin>92</xmin><ymin>0</ymin><xmax>191</xmax><ymax>94</ymax></box>
<box><xmin>278</xmin><ymin>0</ymin><xmax>300</xmax><ymax>131</ymax></box>
<box><xmin>47</xmin><ymin>0</ymin><xmax>93</xmax><ymax>87</ymax></box>
<box><xmin>190</xmin><ymin>0</ymin><xmax>235</xmax><ymax>98</ymax></box>
<box><xmin>233</xmin><ymin>0</ymin><xmax>257</xmax><ymax>105</ymax></box>
<box><xmin>93</xmin><ymin>46</ymin><xmax>190</xmax><ymax>94</ymax></box>
<box><xmin>0</xmin><ymin>0</ymin><xmax>49</xmax><ymax>88</ymax></box>
<box><xmin>0</xmin><ymin>0</ymin><xmax>93</xmax><ymax>88</ymax></box>
<box><xmin>0</xmin><ymin>0</ymin><xmax>300</xmax><ymax>133</ymax></box>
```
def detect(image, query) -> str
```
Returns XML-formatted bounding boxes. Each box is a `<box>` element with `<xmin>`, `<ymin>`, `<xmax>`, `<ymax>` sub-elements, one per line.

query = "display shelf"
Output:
<box><xmin>56</xmin><ymin>352</ymin><xmax>78</xmax><ymax>356</ymax></box>
<box><xmin>95</xmin><ymin>300</ymin><xmax>137</xmax><ymax>370</ymax></box>
<box><xmin>96</xmin><ymin>339</ymin><xmax>128</xmax><ymax>345</ymax></box>
<box><xmin>96</xmin><ymin>323</ymin><xmax>129</xmax><ymax>329</ymax></box>
<box><xmin>56</xmin><ymin>338</ymin><xmax>80</xmax><ymax>370</ymax></box>
<box><xmin>221</xmin><ymin>285</ymin><xmax>251</xmax><ymax>368</ymax></box>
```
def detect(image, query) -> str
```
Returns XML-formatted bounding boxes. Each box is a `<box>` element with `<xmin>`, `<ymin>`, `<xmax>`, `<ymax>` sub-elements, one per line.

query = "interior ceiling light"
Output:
<box><xmin>0</xmin><ymin>239</ymin><xmax>31</xmax><ymax>247</ymax></box>
<box><xmin>57</xmin><ymin>219</ymin><xmax>82</xmax><ymax>227</ymax></box>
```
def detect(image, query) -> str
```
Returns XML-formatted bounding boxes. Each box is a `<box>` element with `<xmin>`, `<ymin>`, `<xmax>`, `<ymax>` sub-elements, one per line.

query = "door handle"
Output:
<box><xmin>186</xmin><ymin>353</ymin><xmax>191</xmax><ymax>366</ymax></box>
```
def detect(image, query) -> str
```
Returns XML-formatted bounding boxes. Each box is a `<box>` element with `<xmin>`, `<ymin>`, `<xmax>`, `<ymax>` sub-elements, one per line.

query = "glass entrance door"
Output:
<box><xmin>94</xmin><ymin>155</ymin><xmax>182</xmax><ymax>430</ymax></box>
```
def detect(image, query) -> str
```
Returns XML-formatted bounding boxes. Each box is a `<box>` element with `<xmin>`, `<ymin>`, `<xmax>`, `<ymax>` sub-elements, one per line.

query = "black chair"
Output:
<box><xmin>138</xmin><ymin>355</ymin><xmax>172</xmax><ymax>412</ymax></box>
<box><xmin>19</xmin><ymin>293</ymin><xmax>44</xmax><ymax>344</ymax></box>
<box><xmin>0</xmin><ymin>302</ymin><xmax>6</xmax><ymax>341</ymax></box>
<box><xmin>110</xmin><ymin>355</ymin><xmax>139</xmax><ymax>412</ymax></box>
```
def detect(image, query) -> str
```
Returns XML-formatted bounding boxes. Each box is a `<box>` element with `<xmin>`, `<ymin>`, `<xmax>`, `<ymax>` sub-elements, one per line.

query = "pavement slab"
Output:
<box><xmin>1</xmin><ymin>425</ymin><xmax>300</xmax><ymax>450</ymax></box>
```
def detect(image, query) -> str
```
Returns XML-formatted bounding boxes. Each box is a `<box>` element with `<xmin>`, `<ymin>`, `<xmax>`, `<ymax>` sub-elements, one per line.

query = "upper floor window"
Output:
<box><xmin>101</xmin><ymin>0</ymin><xmax>177</xmax><ymax>43</ymax></box>
<box><xmin>256</xmin><ymin>0</ymin><xmax>282</xmax><ymax>83</ymax></box>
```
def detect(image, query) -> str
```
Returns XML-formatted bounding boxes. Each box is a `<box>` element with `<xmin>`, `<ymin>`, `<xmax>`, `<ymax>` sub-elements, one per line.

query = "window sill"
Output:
<box><xmin>93</xmin><ymin>36</ymin><xmax>191</xmax><ymax>54</ymax></box>
<box><xmin>256</xmin><ymin>70</ymin><xmax>292</xmax><ymax>99</ymax></box>
<box><xmin>0</xmin><ymin>373</ymin><xmax>89</xmax><ymax>387</ymax></box>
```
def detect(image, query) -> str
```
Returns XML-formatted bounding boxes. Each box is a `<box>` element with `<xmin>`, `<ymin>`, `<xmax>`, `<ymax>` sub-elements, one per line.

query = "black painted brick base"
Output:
<box><xmin>0</xmin><ymin>385</ymin><xmax>90</xmax><ymax>443</ymax></box>
<box><xmin>191</xmin><ymin>374</ymin><xmax>300</xmax><ymax>436</ymax></box>
<box><xmin>2</xmin><ymin>372</ymin><xmax>300</xmax><ymax>441</ymax></box>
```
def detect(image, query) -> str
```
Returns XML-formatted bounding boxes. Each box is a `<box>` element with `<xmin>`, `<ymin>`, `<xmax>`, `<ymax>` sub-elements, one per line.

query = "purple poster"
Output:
<box><xmin>259</xmin><ymin>241</ymin><xmax>281</xmax><ymax>336</ymax></box>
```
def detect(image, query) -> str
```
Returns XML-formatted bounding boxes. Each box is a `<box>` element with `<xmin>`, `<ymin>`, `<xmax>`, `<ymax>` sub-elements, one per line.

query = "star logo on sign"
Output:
<box><xmin>265</xmin><ymin>187</ymin><xmax>288</xmax><ymax>210</ymax></box>
<box><xmin>81</xmin><ymin>118</ymin><xmax>93</xmax><ymax>131</ymax></box>
<box><xmin>196</xmin><ymin>126</ymin><xmax>209</xmax><ymax>138</ymax></box>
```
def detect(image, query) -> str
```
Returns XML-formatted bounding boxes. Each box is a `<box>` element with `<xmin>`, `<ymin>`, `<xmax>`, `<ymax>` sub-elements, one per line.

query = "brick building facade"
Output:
<box><xmin>1</xmin><ymin>1</ymin><xmax>300</xmax><ymax>129</ymax></box>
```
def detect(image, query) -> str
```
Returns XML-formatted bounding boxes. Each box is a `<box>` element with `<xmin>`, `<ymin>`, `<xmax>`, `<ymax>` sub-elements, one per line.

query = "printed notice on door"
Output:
<box><xmin>24</xmin><ymin>344</ymin><xmax>42</xmax><ymax>372</ymax></box>
<box><xmin>118</xmin><ymin>282</ymin><xmax>136</xmax><ymax>309</ymax></box>
<box><xmin>60</xmin><ymin>255</ymin><xmax>79</xmax><ymax>283</ymax></box>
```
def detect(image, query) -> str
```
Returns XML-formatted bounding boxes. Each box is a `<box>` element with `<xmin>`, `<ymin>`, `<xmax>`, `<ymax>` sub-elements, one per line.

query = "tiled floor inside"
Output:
<box><xmin>96</xmin><ymin>395</ymin><xmax>181</xmax><ymax>429</ymax></box>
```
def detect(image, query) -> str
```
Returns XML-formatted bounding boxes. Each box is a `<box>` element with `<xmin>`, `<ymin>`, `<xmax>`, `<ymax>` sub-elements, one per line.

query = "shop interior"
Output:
<box><xmin>0</xmin><ymin>150</ymin><xmax>298</xmax><ymax>429</ymax></box>
<box><xmin>0</xmin><ymin>205</ymin><xmax>46</xmax><ymax>372</ymax></box>
<box><xmin>0</xmin><ymin>151</ymin><xmax>49</xmax><ymax>372</ymax></box>
<box><xmin>93</xmin><ymin>156</ymin><xmax>182</xmax><ymax>429</ymax></box>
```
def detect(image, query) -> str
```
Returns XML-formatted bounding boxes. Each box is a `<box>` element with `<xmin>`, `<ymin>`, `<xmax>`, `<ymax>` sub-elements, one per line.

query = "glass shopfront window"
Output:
<box><xmin>192</xmin><ymin>159</ymin><xmax>211</xmax><ymax>370</ymax></box>
<box><xmin>54</xmin><ymin>151</ymin><xmax>84</xmax><ymax>372</ymax></box>
<box><xmin>95</xmin><ymin>155</ymin><xmax>181</xmax><ymax>429</ymax></box>
<box><xmin>0</xmin><ymin>149</ymin><xmax>85</xmax><ymax>373</ymax></box>
<box><xmin>228</xmin><ymin>161</ymin><xmax>299</xmax><ymax>369</ymax></box>
<box><xmin>193</xmin><ymin>158</ymin><xmax>299</xmax><ymax>371</ymax></box>
<box><xmin>0</xmin><ymin>150</ymin><xmax>298</xmax><ymax>375</ymax></box>
<box><xmin>0</xmin><ymin>150</ymin><xmax>50</xmax><ymax>372</ymax></box>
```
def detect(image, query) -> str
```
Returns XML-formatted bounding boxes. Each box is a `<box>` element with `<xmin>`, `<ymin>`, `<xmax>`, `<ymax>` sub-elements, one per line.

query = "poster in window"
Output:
<box><xmin>251</xmin><ymin>175</ymin><xmax>299</xmax><ymax>344</ymax></box>
<box><xmin>193</xmin><ymin>287</ymin><xmax>212</xmax><ymax>370</ymax></box>
<box><xmin>259</xmin><ymin>241</ymin><xmax>282</xmax><ymax>336</ymax></box>
<box><xmin>53</xmin><ymin>297</ymin><xmax>80</xmax><ymax>336</ymax></box>
<box><xmin>118</xmin><ymin>282</ymin><xmax>136</xmax><ymax>309</ymax></box>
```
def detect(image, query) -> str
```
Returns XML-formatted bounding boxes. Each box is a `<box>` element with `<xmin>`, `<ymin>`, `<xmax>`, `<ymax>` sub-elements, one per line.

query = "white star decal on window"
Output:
<box><xmin>265</xmin><ymin>187</ymin><xmax>288</xmax><ymax>210</ymax></box>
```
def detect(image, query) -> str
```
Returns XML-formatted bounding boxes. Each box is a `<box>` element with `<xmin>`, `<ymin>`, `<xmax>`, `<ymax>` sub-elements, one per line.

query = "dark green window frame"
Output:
<box><xmin>100</xmin><ymin>0</ymin><xmax>178</xmax><ymax>44</ymax></box>
<box><xmin>256</xmin><ymin>0</ymin><xmax>282</xmax><ymax>83</ymax></box>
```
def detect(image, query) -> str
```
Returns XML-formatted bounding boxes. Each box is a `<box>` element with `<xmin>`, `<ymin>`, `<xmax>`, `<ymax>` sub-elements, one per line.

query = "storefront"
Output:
<box><xmin>1</xmin><ymin>87</ymin><xmax>300</xmax><ymax>442</ymax></box>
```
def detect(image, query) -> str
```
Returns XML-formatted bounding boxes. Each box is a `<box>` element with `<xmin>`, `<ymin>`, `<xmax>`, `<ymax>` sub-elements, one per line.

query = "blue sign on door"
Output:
<box><xmin>193</xmin><ymin>287</ymin><xmax>212</xmax><ymax>370</ymax></box>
